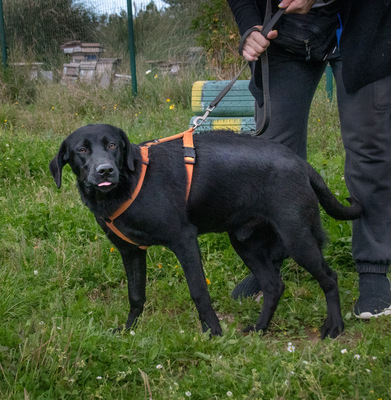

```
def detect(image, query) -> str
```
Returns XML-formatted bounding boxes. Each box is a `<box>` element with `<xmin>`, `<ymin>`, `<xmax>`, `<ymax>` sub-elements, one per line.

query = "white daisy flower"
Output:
<box><xmin>287</xmin><ymin>342</ymin><xmax>295</xmax><ymax>353</ymax></box>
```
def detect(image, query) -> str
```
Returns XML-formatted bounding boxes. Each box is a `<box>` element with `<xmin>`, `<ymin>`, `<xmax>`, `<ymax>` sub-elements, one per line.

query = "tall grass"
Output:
<box><xmin>0</xmin><ymin>71</ymin><xmax>390</xmax><ymax>399</ymax></box>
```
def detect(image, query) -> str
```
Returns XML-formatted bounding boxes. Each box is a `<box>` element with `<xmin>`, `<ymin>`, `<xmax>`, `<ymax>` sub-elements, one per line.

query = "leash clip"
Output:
<box><xmin>192</xmin><ymin>105</ymin><xmax>216</xmax><ymax>129</ymax></box>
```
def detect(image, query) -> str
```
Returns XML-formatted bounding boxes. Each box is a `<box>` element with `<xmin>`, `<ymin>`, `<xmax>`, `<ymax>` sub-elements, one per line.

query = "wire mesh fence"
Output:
<box><xmin>0</xmin><ymin>0</ymin><xmax>203</xmax><ymax>77</ymax></box>
<box><xmin>0</xmin><ymin>0</ymin><xmax>245</xmax><ymax>96</ymax></box>
<box><xmin>85</xmin><ymin>0</ymin><xmax>167</xmax><ymax>15</ymax></box>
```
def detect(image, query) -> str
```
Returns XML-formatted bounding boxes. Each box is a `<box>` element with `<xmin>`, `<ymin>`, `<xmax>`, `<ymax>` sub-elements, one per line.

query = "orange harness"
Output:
<box><xmin>104</xmin><ymin>127</ymin><xmax>195</xmax><ymax>249</ymax></box>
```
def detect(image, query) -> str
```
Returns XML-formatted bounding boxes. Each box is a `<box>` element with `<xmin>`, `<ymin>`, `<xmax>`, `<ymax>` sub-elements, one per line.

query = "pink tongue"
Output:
<box><xmin>98</xmin><ymin>182</ymin><xmax>112</xmax><ymax>187</ymax></box>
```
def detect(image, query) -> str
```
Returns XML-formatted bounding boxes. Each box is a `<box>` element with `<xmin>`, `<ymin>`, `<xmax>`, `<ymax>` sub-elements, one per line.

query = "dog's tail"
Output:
<box><xmin>307</xmin><ymin>164</ymin><xmax>362</xmax><ymax>220</ymax></box>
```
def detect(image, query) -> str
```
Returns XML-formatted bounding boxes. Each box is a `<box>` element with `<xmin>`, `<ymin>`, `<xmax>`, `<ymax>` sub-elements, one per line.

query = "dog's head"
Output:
<box><xmin>50</xmin><ymin>124</ymin><xmax>139</xmax><ymax>192</ymax></box>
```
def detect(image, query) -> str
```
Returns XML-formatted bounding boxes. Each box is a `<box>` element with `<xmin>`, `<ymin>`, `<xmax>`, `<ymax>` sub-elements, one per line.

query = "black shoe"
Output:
<box><xmin>232</xmin><ymin>274</ymin><xmax>262</xmax><ymax>300</ymax></box>
<box><xmin>354</xmin><ymin>273</ymin><xmax>391</xmax><ymax>319</ymax></box>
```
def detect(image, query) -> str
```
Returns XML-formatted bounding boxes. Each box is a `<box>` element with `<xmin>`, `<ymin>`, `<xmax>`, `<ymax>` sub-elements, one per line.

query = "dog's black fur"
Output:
<box><xmin>50</xmin><ymin>124</ymin><xmax>362</xmax><ymax>338</ymax></box>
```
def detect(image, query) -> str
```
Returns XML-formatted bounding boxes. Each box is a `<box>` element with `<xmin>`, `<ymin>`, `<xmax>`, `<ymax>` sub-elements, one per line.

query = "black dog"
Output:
<box><xmin>50</xmin><ymin>124</ymin><xmax>361</xmax><ymax>338</ymax></box>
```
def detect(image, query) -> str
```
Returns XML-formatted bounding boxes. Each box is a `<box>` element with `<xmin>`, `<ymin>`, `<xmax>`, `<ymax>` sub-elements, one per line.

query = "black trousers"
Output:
<box><xmin>252</xmin><ymin>46</ymin><xmax>391</xmax><ymax>273</ymax></box>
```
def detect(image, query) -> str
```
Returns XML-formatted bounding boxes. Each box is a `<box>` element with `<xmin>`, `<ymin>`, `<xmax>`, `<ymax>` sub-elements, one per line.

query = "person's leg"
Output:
<box><xmin>333</xmin><ymin>61</ymin><xmax>391</xmax><ymax>318</ymax></box>
<box><xmin>233</xmin><ymin>51</ymin><xmax>327</xmax><ymax>299</ymax></box>
<box><xmin>251</xmin><ymin>47</ymin><xmax>327</xmax><ymax>159</ymax></box>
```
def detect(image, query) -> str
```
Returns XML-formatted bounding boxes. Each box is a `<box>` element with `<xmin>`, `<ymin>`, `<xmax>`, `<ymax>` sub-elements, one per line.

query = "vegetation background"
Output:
<box><xmin>0</xmin><ymin>0</ymin><xmax>390</xmax><ymax>399</ymax></box>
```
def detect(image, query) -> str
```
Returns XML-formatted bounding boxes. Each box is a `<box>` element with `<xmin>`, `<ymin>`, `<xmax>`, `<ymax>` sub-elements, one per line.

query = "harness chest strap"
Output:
<box><xmin>182</xmin><ymin>128</ymin><xmax>196</xmax><ymax>199</ymax></box>
<box><xmin>104</xmin><ymin>128</ymin><xmax>195</xmax><ymax>249</ymax></box>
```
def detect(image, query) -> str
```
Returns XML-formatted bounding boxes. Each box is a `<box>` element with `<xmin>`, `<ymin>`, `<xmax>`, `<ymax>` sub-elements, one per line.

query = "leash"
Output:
<box><xmin>193</xmin><ymin>1</ymin><xmax>285</xmax><ymax>136</ymax></box>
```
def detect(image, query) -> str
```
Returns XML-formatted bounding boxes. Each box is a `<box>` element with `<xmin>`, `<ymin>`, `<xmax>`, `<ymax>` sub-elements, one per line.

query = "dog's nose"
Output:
<box><xmin>96</xmin><ymin>164</ymin><xmax>114</xmax><ymax>176</ymax></box>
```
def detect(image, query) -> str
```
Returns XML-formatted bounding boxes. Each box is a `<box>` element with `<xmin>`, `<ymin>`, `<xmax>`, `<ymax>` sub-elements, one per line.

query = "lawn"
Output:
<box><xmin>0</xmin><ymin>74</ymin><xmax>390</xmax><ymax>400</ymax></box>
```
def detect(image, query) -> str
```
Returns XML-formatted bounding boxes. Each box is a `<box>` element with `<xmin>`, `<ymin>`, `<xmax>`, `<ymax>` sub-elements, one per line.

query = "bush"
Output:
<box><xmin>192</xmin><ymin>0</ymin><xmax>245</xmax><ymax>77</ymax></box>
<box><xmin>0</xmin><ymin>67</ymin><xmax>37</xmax><ymax>104</ymax></box>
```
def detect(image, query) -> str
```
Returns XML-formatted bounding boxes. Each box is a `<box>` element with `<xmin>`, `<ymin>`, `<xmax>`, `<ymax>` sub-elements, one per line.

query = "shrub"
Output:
<box><xmin>191</xmin><ymin>0</ymin><xmax>244</xmax><ymax>77</ymax></box>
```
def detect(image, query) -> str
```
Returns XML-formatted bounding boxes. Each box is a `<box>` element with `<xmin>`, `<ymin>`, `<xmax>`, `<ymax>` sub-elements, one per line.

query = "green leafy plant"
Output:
<box><xmin>191</xmin><ymin>0</ymin><xmax>245</xmax><ymax>77</ymax></box>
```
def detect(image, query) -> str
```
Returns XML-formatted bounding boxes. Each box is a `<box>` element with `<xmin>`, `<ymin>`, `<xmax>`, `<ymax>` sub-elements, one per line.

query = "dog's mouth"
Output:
<box><xmin>95</xmin><ymin>181</ymin><xmax>117</xmax><ymax>192</ymax></box>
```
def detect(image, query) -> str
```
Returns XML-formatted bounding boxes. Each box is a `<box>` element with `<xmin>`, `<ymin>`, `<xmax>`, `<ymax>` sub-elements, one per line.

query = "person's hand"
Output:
<box><xmin>278</xmin><ymin>0</ymin><xmax>315</xmax><ymax>14</ymax></box>
<box><xmin>241</xmin><ymin>26</ymin><xmax>278</xmax><ymax>61</ymax></box>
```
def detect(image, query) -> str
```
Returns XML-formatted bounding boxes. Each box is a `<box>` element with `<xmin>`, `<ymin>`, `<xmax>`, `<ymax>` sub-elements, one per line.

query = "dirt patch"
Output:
<box><xmin>216</xmin><ymin>311</ymin><xmax>236</xmax><ymax>324</ymax></box>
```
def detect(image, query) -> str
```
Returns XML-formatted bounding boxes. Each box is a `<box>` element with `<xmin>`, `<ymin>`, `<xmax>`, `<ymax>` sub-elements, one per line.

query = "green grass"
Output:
<box><xmin>0</xmin><ymin>74</ymin><xmax>390</xmax><ymax>400</ymax></box>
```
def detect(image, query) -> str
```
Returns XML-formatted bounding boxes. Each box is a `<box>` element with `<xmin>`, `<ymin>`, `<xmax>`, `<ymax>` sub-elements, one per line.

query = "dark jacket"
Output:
<box><xmin>340</xmin><ymin>0</ymin><xmax>391</xmax><ymax>92</ymax></box>
<box><xmin>228</xmin><ymin>0</ymin><xmax>391</xmax><ymax>92</ymax></box>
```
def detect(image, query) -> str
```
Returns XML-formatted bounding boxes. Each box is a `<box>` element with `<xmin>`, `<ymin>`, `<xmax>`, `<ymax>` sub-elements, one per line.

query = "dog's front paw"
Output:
<box><xmin>321</xmin><ymin>317</ymin><xmax>344</xmax><ymax>339</ymax></box>
<box><xmin>242</xmin><ymin>325</ymin><xmax>256</xmax><ymax>336</ymax></box>
<box><xmin>202</xmin><ymin>322</ymin><xmax>222</xmax><ymax>336</ymax></box>
<box><xmin>243</xmin><ymin>323</ymin><xmax>267</xmax><ymax>336</ymax></box>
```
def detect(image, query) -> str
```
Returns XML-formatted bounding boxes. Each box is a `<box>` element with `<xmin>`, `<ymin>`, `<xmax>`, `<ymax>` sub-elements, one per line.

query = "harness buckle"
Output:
<box><xmin>183</xmin><ymin>146</ymin><xmax>196</xmax><ymax>164</ymax></box>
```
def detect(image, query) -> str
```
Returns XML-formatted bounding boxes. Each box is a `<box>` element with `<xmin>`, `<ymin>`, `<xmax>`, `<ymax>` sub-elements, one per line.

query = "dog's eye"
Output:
<box><xmin>108</xmin><ymin>143</ymin><xmax>116</xmax><ymax>150</ymax></box>
<box><xmin>78</xmin><ymin>147</ymin><xmax>87</xmax><ymax>153</ymax></box>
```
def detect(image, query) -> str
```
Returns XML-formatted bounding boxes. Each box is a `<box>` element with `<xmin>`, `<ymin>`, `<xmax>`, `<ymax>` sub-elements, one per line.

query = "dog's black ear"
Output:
<box><xmin>118</xmin><ymin>128</ymin><xmax>139</xmax><ymax>172</ymax></box>
<box><xmin>49</xmin><ymin>140</ymin><xmax>69</xmax><ymax>189</ymax></box>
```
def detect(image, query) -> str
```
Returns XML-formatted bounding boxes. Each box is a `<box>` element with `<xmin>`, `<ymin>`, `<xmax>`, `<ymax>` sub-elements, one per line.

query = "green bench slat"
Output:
<box><xmin>192</xmin><ymin>80</ymin><xmax>254</xmax><ymax>117</ymax></box>
<box><xmin>190</xmin><ymin>116</ymin><xmax>256</xmax><ymax>133</ymax></box>
<box><xmin>190</xmin><ymin>67</ymin><xmax>334</xmax><ymax>132</ymax></box>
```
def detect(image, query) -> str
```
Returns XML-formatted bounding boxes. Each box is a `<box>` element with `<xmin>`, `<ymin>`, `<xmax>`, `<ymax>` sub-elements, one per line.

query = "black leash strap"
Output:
<box><xmin>193</xmin><ymin>1</ymin><xmax>285</xmax><ymax>136</ymax></box>
<box><xmin>242</xmin><ymin>2</ymin><xmax>285</xmax><ymax>135</ymax></box>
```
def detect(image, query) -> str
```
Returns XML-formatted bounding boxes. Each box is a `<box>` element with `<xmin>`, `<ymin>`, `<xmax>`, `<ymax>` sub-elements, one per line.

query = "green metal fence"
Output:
<box><xmin>0</xmin><ymin>0</ymin><xmax>335</xmax><ymax>100</ymax></box>
<box><xmin>0</xmin><ymin>0</ymin><xmax>170</xmax><ymax>95</ymax></box>
<box><xmin>0</xmin><ymin>0</ymin><xmax>202</xmax><ymax>96</ymax></box>
<box><xmin>0</xmin><ymin>0</ymin><xmax>6</xmax><ymax>68</ymax></box>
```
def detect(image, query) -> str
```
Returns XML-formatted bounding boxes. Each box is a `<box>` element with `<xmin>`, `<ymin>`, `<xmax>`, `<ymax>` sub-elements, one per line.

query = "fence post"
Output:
<box><xmin>0</xmin><ymin>0</ymin><xmax>7</xmax><ymax>69</ymax></box>
<box><xmin>127</xmin><ymin>0</ymin><xmax>137</xmax><ymax>96</ymax></box>
<box><xmin>326</xmin><ymin>64</ymin><xmax>333</xmax><ymax>101</ymax></box>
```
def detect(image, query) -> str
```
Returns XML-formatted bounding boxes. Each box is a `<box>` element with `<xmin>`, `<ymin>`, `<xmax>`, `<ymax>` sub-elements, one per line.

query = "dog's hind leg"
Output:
<box><xmin>317</xmin><ymin>258</ymin><xmax>345</xmax><ymax>339</ymax></box>
<box><xmin>170</xmin><ymin>228</ymin><xmax>222</xmax><ymax>336</ymax></box>
<box><xmin>229</xmin><ymin>226</ymin><xmax>286</xmax><ymax>334</ymax></box>
<box><xmin>278</xmin><ymin>225</ymin><xmax>344</xmax><ymax>339</ymax></box>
